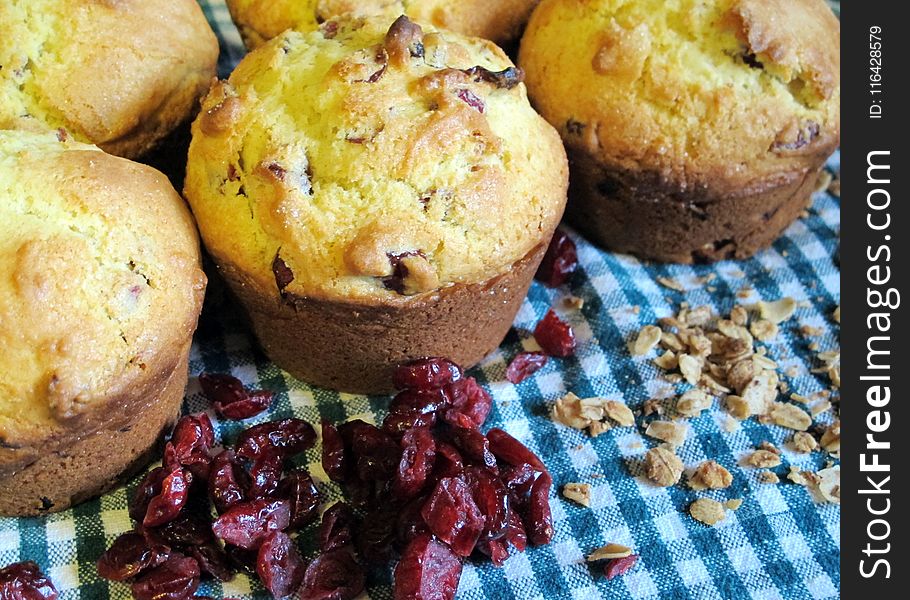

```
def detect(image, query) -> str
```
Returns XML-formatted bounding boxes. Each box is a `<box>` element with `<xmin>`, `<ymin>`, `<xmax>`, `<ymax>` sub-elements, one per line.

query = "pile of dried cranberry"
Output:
<box><xmin>324</xmin><ymin>357</ymin><xmax>554</xmax><ymax>598</ymax></box>
<box><xmin>0</xmin><ymin>561</ymin><xmax>58</xmax><ymax>599</ymax></box>
<box><xmin>94</xmin><ymin>360</ymin><xmax>553</xmax><ymax>600</ymax></box>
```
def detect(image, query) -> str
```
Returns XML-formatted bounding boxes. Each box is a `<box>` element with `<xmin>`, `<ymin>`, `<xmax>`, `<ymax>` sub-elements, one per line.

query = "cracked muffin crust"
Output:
<box><xmin>185</xmin><ymin>15</ymin><xmax>567</xmax><ymax>392</ymax></box>
<box><xmin>226</xmin><ymin>0</ymin><xmax>541</xmax><ymax>49</ymax></box>
<box><xmin>0</xmin><ymin>0</ymin><xmax>219</xmax><ymax>159</ymax></box>
<box><xmin>0</xmin><ymin>130</ymin><xmax>206</xmax><ymax>515</ymax></box>
<box><xmin>519</xmin><ymin>0</ymin><xmax>840</xmax><ymax>263</ymax></box>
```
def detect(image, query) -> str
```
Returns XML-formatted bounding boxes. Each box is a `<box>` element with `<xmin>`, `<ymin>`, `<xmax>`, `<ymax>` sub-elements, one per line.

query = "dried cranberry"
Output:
<box><xmin>170</xmin><ymin>413</ymin><xmax>215</xmax><ymax>458</ymax></box>
<box><xmin>462</xmin><ymin>65</ymin><xmax>524</xmax><ymax>89</ymax></box>
<box><xmin>463</xmin><ymin>466</ymin><xmax>510</xmax><ymax>541</ymax></box>
<box><xmin>421</xmin><ymin>476</ymin><xmax>485</xmax><ymax>557</ymax></box>
<box><xmin>487</xmin><ymin>429</ymin><xmax>547</xmax><ymax>473</ymax></box>
<box><xmin>236</xmin><ymin>418</ymin><xmax>316</xmax><ymax>460</ymax></box>
<box><xmin>533</xmin><ymin>310</ymin><xmax>577</xmax><ymax>357</ymax></box>
<box><xmin>247</xmin><ymin>449</ymin><xmax>284</xmax><ymax>499</ymax></box>
<box><xmin>130</xmin><ymin>467</ymin><xmax>167</xmax><ymax>522</ymax></box>
<box><xmin>257</xmin><ymin>531</ymin><xmax>305</xmax><ymax>598</ymax></box>
<box><xmin>395</xmin><ymin>495</ymin><xmax>430</xmax><ymax>549</ymax></box>
<box><xmin>143</xmin><ymin>468</ymin><xmax>192</xmax><ymax>528</ymax></box>
<box><xmin>198</xmin><ymin>373</ymin><xmax>246</xmax><ymax>406</ymax></box>
<box><xmin>225</xmin><ymin>544</ymin><xmax>258</xmax><ymax>573</ymax></box>
<box><xmin>443</xmin><ymin>377</ymin><xmax>492</xmax><ymax>429</ymax></box>
<box><xmin>150</xmin><ymin>512</ymin><xmax>212</xmax><ymax>548</ymax></box>
<box><xmin>318</xmin><ymin>502</ymin><xmax>356</xmax><ymax>552</ymax></box>
<box><xmin>525</xmin><ymin>471</ymin><xmax>554</xmax><ymax>546</ymax></box>
<box><xmin>356</xmin><ymin>505</ymin><xmax>397</xmax><ymax>564</ymax></box>
<box><xmin>321</xmin><ymin>422</ymin><xmax>349</xmax><ymax>483</ymax></box>
<box><xmin>534</xmin><ymin>229</ymin><xmax>578</xmax><ymax>287</ymax></box>
<box><xmin>457</xmin><ymin>88</ymin><xmax>484</xmax><ymax>112</ymax></box>
<box><xmin>130</xmin><ymin>555</ymin><xmax>200</xmax><ymax>600</ymax></box>
<box><xmin>272</xmin><ymin>253</ymin><xmax>295</xmax><ymax>294</ymax></box>
<box><xmin>477</xmin><ymin>538</ymin><xmax>509</xmax><ymax>566</ymax></box>
<box><xmin>393</xmin><ymin>427</ymin><xmax>436</xmax><ymax>499</ymax></box>
<box><xmin>211</xmin><ymin>498</ymin><xmax>291</xmax><ymax>550</ymax></box>
<box><xmin>394</xmin><ymin>533</ymin><xmax>462</xmax><ymax>600</ymax></box>
<box><xmin>209</xmin><ymin>450</ymin><xmax>249</xmax><ymax>514</ymax></box>
<box><xmin>392</xmin><ymin>358</ymin><xmax>462</xmax><ymax>391</ymax></box>
<box><xmin>218</xmin><ymin>390</ymin><xmax>273</xmax><ymax>420</ymax></box>
<box><xmin>278</xmin><ymin>469</ymin><xmax>321</xmax><ymax>529</ymax></box>
<box><xmin>505</xmin><ymin>510</ymin><xmax>528</xmax><ymax>552</ymax></box>
<box><xmin>189</xmin><ymin>543</ymin><xmax>234</xmax><ymax>582</ymax></box>
<box><xmin>501</xmin><ymin>463</ymin><xmax>543</xmax><ymax>501</ymax></box>
<box><xmin>389</xmin><ymin>387</ymin><xmax>451</xmax><ymax>416</ymax></box>
<box><xmin>505</xmin><ymin>352</ymin><xmax>548</xmax><ymax>384</ymax></box>
<box><xmin>96</xmin><ymin>532</ymin><xmax>168</xmax><ymax>581</ymax></box>
<box><xmin>433</xmin><ymin>442</ymin><xmax>464</xmax><ymax>478</ymax></box>
<box><xmin>346</xmin><ymin>421</ymin><xmax>399</xmax><ymax>482</ymax></box>
<box><xmin>0</xmin><ymin>561</ymin><xmax>58</xmax><ymax>599</ymax></box>
<box><xmin>447</xmin><ymin>427</ymin><xmax>496</xmax><ymax>471</ymax></box>
<box><xmin>299</xmin><ymin>549</ymin><xmax>365</xmax><ymax>600</ymax></box>
<box><xmin>382</xmin><ymin>409</ymin><xmax>437</xmax><ymax>436</ymax></box>
<box><xmin>603</xmin><ymin>554</ymin><xmax>639</xmax><ymax>579</ymax></box>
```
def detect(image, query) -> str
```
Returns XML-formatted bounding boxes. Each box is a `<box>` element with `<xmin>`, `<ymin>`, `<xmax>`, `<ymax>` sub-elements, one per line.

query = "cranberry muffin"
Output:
<box><xmin>185</xmin><ymin>15</ymin><xmax>568</xmax><ymax>393</ymax></box>
<box><xmin>519</xmin><ymin>0</ymin><xmax>840</xmax><ymax>262</ymax></box>
<box><xmin>226</xmin><ymin>0</ymin><xmax>540</xmax><ymax>48</ymax></box>
<box><xmin>0</xmin><ymin>130</ymin><xmax>206</xmax><ymax>516</ymax></box>
<box><xmin>0</xmin><ymin>0</ymin><xmax>218</xmax><ymax>159</ymax></box>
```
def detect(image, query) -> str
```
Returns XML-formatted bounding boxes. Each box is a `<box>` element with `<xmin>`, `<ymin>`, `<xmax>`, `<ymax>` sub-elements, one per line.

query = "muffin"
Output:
<box><xmin>185</xmin><ymin>15</ymin><xmax>568</xmax><ymax>393</ymax></box>
<box><xmin>226</xmin><ymin>0</ymin><xmax>540</xmax><ymax>49</ymax></box>
<box><xmin>0</xmin><ymin>0</ymin><xmax>219</xmax><ymax>159</ymax></box>
<box><xmin>0</xmin><ymin>130</ymin><xmax>206</xmax><ymax>516</ymax></box>
<box><xmin>519</xmin><ymin>0</ymin><xmax>840</xmax><ymax>263</ymax></box>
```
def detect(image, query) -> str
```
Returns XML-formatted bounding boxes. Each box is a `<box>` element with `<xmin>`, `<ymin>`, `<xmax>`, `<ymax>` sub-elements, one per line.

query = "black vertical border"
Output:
<box><xmin>841</xmin><ymin>1</ymin><xmax>907</xmax><ymax>596</ymax></box>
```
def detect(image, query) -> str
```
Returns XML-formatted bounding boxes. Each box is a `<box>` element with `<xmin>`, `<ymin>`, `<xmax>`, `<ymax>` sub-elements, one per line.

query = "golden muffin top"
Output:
<box><xmin>519</xmin><ymin>0</ymin><xmax>840</xmax><ymax>191</ymax></box>
<box><xmin>0</xmin><ymin>130</ymin><xmax>206</xmax><ymax>457</ymax></box>
<box><xmin>184</xmin><ymin>15</ymin><xmax>567</xmax><ymax>303</ymax></box>
<box><xmin>227</xmin><ymin>0</ymin><xmax>540</xmax><ymax>48</ymax></box>
<box><xmin>0</xmin><ymin>0</ymin><xmax>218</xmax><ymax>158</ymax></box>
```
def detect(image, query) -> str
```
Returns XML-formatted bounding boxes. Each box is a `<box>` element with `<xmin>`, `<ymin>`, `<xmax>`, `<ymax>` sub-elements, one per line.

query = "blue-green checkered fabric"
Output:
<box><xmin>0</xmin><ymin>2</ymin><xmax>841</xmax><ymax>598</ymax></box>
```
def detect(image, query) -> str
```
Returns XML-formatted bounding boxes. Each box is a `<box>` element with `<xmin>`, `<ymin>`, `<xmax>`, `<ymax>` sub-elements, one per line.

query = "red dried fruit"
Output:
<box><xmin>198</xmin><ymin>373</ymin><xmax>246</xmax><ymax>407</ymax></box>
<box><xmin>248</xmin><ymin>449</ymin><xmax>284</xmax><ymax>499</ymax></box>
<box><xmin>346</xmin><ymin>421</ymin><xmax>399</xmax><ymax>482</ymax></box>
<box><xmin>299</xmin><ymin>549</ymin><xmax>365</xmax><ymax>600</ymax></box>
<box><xmin>279</xmin><ymin>469</ymin><xmax>321</xmax><ymax>530</ymax></box>
<box><xmin>433</xmin><ymin>442</ymin><xmax>464</xmax><ymax>479</ymax></box>
<box><xmin>130</xmin><ymin>467</ymin><xmax>167</xmax><ymax>522</ymax></box>
<box><xmin>130</xmin><ymin>555</ymin><xmax>200</xmax><ymax>600</ymax></box>
<box><xmin>501</xmin><ymin>463</ymin><xmax>543</xmax><ymax>501</ymax></box>
<box><xmin>171</xmin><ymin>413</ymin><xmax>215</xmax><ymax>455</ymax></box>
<box><xmin>393</xmin><ymin>358</ymin><xmax>462</xmax><ymax>391</ymax></box>
<box><xmin>209</xmin><ymin>450</ymin><xmax>249</xmax><ymax>514</ymax></box>
<box><xmin>533</xmin><ymin>310</ymin><xmax>577</xmax><ymax>357</ymax></box>
<box><xmin>143</xmin><ymin>468</ymin><xmax>192</xmax><ymax>528</ymax></box>
<box><xmin>189</xmin><ymin>543</ymin><xmax>235</xmax><ymax>582</ymax></box>
<box><xmin>211</xmin><ymin>499</ymin><xmax>291</xmax><ymax>550</ymax></box>
<box><xmin>421</xmin><ymin>476</ymin><xmax>485</xmax><ymax>557</ymax></box>
<box><xmin>150</xmin><ymin>512</ymin><xmax>212</xmax><ymax>548</ymax></box>
<box><xmin>382</xmin><ymin>409</ymin><xmax>437</xmax><ymax>437</ymax></box>
<box><xmin>236</xmin><ymin>418</ymin><xmax>316</xmax><ymax>460</ymax></box>
<box><xmin>447</xmin><ymin>427</ymin><xmax>496</xmax><ymax>471</ymax></box>
<box><xmin>457</xmin><ymin>88</ymin><xmax>485</xmax><ymax>112</ymax></box>
<box><xmin>505</xmin><ymin>510</ymin><xmax>528</xmax><ymax>552</ymax></box>
<box><xmin>525</xmin><ymin>471</ymin><xmax>554</xmax><ymax>546</ymax></box>
<box><xmin>218</xmin><ymin>390</ymin><xmax>273</xmax><ymax>420</ymax></box>
<box><xmin>225</xmin><ymin>544</ymin><xmax>258</xmax><ymax>574</ymax></box>
<box><xmin>389</xmin><ymin>387</ymin><xmax>451</xmax><ymax>416</ymax></box>
<box><xmin>462</xmin><ymin>65</ymin><xmax>524</xmax><ymax>89</ymax></box>
<box><xmin>272</xmin><ymin>252</ymin><xmax>295</xmax><ymax>294</ymax></box>
<box><xmin>0</xmin><ymin>561</ymin><xmax>59</xmax><ymax>599</ymax></box>
<box><xmin>395</xmin><ymin>495</ymin><xmax>430</xmax><ymax>549</ymax></box>
<box><xmin>318</xmin><ymin>502</ymin><xmax>356</xmax><ymax>552</ymax></box>
<box><xmin>257</xmin><ymin>531</ymin><xmax>306</xmax><ymax>598</ymax></box>
<box><xmin>534</xmin><ymin>228</ymin><xmax>578</xmax><ymax>287</ymax></box>
<box><xmin>477</xmin><ymin>538</ymin><xmax>509</xmax><ymax>566</ymax></box>
<box><xmin>443</xmin><ymin>377</ymin><xmax>492</xmax><ymax>429</ymax></box>
<box><xmin>505</xmin><ymin>352</ymin><xmax>548</xmax><ymax>384</ymax></box>
<box><xmin>394</xmin><ymin>533</ymin><xmax>462</xmax><ymax>600</ymax></box>
<box><xmin>356</xmin><ymin>505</ymin><xmax>397</xmax><ymax>564</ymax></box>
<box><xmin>463</xmin><ymin>466</ymin><xmax>510</xmax><ymax>541</ymax></box>
<box><xmin>393</xmin><ymin>426</ymin><xmax>436</xmax><ymax>499</ymax></box>
<box><xmin>603</xmin><ymin>554</ymin><xmax>639</xmax><ymax>580</ymax></box>
<box><xmin>96</xmin><ymin>532</ymin><xmax>168</xmax><ymax>581</ymax></box>
<box><xmin>321</xmin><ymin>422</ymin><xmax>349</xmax><ymax>483</ymax></box>
<box><xmin>487</xmin><ymin>429</ymin><xmax>547</xmax><ymax>473</ymax></box>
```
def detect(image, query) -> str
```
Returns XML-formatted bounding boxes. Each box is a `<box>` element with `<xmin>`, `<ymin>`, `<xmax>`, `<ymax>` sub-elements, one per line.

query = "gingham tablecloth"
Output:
<box><xmin>0</xmin><ymin>2</ymin><xmax>841</xmax><ymax>598</ymax></box>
